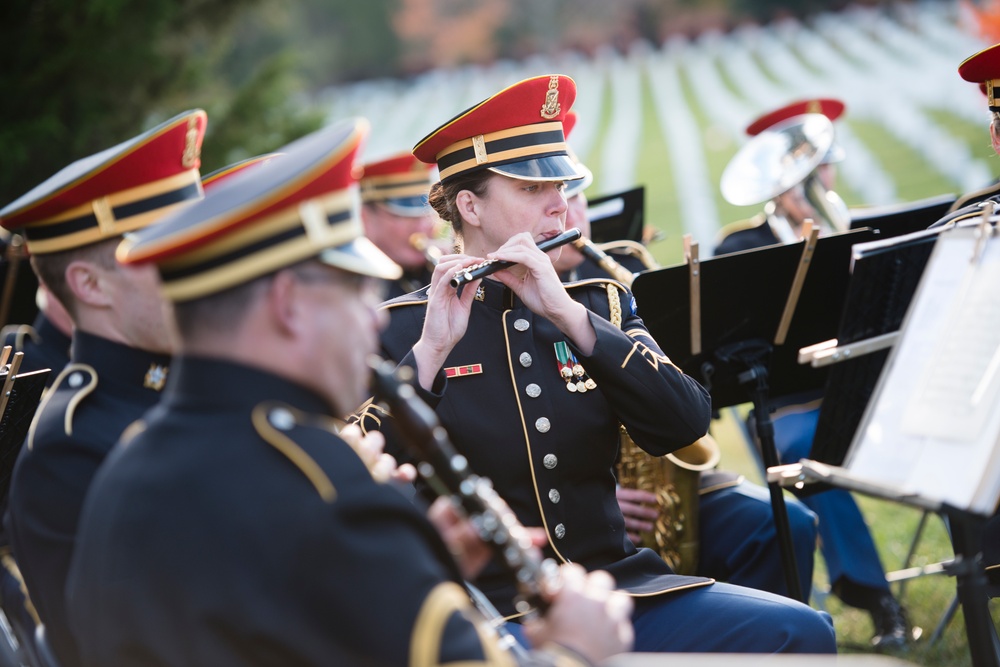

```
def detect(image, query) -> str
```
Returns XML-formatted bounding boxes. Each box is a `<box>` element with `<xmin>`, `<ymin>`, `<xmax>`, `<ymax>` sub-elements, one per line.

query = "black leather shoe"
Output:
<box><xmin>870</xmin><ymin>594</ymin><xmax>909</xmax><ymax>650</ymax></box>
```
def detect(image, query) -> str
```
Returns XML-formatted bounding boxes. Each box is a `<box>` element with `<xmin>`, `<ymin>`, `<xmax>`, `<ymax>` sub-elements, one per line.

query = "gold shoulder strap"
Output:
<box><xmin>607</xmin><ymin>283</ymin><xmax>622</xmax><ymax>329</ymax></box>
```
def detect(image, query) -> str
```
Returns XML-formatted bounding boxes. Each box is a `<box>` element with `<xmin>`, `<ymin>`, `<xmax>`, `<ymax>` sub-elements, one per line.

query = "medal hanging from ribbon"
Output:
<box><xmin>554</xmin><ymin>341</ymin><xmax>597</xmax><ymax>393</ymax></box>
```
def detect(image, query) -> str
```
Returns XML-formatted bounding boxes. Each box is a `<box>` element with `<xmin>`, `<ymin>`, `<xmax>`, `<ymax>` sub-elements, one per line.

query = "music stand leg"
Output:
<box><xmin>745</xmin><ymin>368</ymin><xmax>804</xmax><ymax>603</ymax></box>
<box><xmin>946</xmin><ymin>506</ymin><xmax>999</xmax><ymax>667</ymax></box>
<box><xmin>718</xmin><ymin>340</ymin><xmax>803</xmax><ymax>603</ymax></box>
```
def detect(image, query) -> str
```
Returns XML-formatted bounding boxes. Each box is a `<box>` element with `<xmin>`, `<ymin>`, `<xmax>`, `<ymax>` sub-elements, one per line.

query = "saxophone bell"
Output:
<box><xmin>616</xmin><ymin>433</ymin><xmax>720</xmax><ymax>575</ymax></box>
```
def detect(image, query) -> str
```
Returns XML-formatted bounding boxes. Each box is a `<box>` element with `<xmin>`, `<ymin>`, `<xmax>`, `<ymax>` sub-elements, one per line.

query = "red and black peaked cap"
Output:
<box><xmin>359</xmin><ymin>152</ymin><xmax>435</xmax><ymax>216</ymax></box>
<box><xmin>117</xmin><ymin>117</ymin><xmax>401</xmax><ymax>303</ymax></box>
<box><xmin>413</xmin><ymin>74</ymin><xmax>584</xmax><ymax>185</ymax></box>
<box><xmin>0</xmin><ymin>110</ymin><xmax>208</xmax><ymax>255</ymax></box>
<box><xmin>959</xmin><ymin>43</ymin><xmax>1000</xmax><ymax>111</ymax></box>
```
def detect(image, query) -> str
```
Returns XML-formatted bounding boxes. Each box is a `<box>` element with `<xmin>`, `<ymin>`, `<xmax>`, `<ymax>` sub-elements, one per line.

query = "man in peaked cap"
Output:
<box><xmin>66</xmin><ymin>116</ymin><xmax>634</xmax><ymax>667</ymax></box>
<box><xmin>361</xmin><ymin>74</ymin><xmax>835</xmax><ymax>654</ymax></box>
<box><xmin>714</xmin><ymin>99</ymin><xmax>849</xmax><ymax>256</ymax></box>
<box><xmin>0</xmin><ymin>153</ymin><xmax>271</xmax><ymax>400</ymax></box>
<box><xmin>359</xmin><ymin>151</ymin><xmax>444</xmax><ymax>298</ymax></box>
<box><xmin>0</xmin><ymin>109</ymin><xmax>207</xmax><ymax>667</ymax></box>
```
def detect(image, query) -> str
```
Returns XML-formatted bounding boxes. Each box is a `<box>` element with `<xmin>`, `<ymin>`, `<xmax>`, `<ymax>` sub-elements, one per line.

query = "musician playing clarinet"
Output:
<box><xmin>66</xmin><ymin>117</ymin><xmax>634</xmax><ymax>666</ymax></box>
<box><xmin>359</xmin><ymin>74</ymin><xmax>836</xmax><ymax>654</ymax></box>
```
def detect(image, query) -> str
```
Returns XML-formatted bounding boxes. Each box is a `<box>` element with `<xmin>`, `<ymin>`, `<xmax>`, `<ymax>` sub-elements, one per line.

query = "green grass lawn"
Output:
<box><xmin>711</xmin><ymin>409</ymin><xmax>992</xmax><ymax>666</ymax></box>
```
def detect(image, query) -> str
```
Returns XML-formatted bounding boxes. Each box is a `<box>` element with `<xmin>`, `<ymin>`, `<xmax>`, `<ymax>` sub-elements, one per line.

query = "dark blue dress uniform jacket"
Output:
<box><xmin>713</xmin><ymin>214</ymin><xmax>781</xmax><ymax>257</ymax></box>
<box><xmin>5</xmin><ymin>331</ymin><xmax>170</xmax><ymax>667</ymax></box>
<box><xmin>0</xmin><ymin>312</ymin><xmax>72</xmax><ymax>384</ymax></box>
<box><xmin>66</xmin><ymin>357</ymin><xmax>582</xmax><ymax>667</ymax></box>
<box><xmin>366</xmin><ymin>278</ymin><xmax>714</xmax><ymax>617</ymax></box>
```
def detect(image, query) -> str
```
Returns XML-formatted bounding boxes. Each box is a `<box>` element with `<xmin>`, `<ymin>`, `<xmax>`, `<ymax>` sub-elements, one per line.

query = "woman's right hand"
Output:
<box><xmin>412</xmin><ymin>254</ymin><xmax>482</xmax><ymax>390</ymax></box>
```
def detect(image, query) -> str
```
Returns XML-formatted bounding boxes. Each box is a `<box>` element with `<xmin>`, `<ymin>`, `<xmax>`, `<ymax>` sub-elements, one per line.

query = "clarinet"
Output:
<box><xmin>572</xmin><ymin>236</ymin><xmax>636</xmax><ymax>287</ymax></box>
<box><xmin>450</xmin><ymin>228</ymin><xmax>582</xmax><ymax>296</ymax></box>
<box><xmin>367</xmin><ymin>356</ymin><xmax>559</xmax><ymax>617</ymax></box>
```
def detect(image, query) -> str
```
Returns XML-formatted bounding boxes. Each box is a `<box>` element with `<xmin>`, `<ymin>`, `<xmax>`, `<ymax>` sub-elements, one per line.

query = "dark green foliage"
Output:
<box><xmin>0</xmin><ymin>0</ymin><xmax>326</xmax><ymax>204</ymax></box>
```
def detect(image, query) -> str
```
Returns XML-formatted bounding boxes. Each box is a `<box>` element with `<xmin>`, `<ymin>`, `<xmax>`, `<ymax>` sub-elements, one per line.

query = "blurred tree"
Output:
<box><xmin>393</xmin><ymin>0</ymin><xmax>510</xmax><ymax>71</ymax></box>
<box><xmin>729</xmin><ymin>0</ymin><xmax>840</xmax><ymax>22</ymax></box>
<box><xmin>0</xmin><ymin>0</ymin><xmax>325</xmax><ymax>204</ymax></box>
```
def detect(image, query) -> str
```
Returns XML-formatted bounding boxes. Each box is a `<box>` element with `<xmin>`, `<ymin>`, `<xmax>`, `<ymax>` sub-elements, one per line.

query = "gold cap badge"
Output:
<box><xmin>540</xmin><ymin>75</ymin><xmax>561</xmax><ymax>120</ymax></box>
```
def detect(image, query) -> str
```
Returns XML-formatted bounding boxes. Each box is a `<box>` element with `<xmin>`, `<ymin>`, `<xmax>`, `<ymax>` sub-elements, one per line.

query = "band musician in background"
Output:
<box><xmin>0</xmin><ymin>110</ymin><xmax>214</xmax><ymax>667</ymax></box>
<box><xmin>359</xmin><ymin>151</ymin><xmax>448</xmax><ymax>299</ymax></box>
<box><xmin>712</xmin><ymin>99</ymin><xmax>910</xmax><ymax>650</ymax></box>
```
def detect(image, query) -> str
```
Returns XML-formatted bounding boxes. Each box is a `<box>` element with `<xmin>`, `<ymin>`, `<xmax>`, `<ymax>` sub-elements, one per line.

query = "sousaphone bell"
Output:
<box><xmin>721</xmin><ymin>113</ymin><xmax>850</xmax><ymax>233</ymax></box>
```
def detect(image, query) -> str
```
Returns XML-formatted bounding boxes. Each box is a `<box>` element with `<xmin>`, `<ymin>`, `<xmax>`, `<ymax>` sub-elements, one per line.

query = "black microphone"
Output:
<box><xmin>449</xmin><ymin>228</ymin><xmax>582</xmax><ymax>296</ymax></box>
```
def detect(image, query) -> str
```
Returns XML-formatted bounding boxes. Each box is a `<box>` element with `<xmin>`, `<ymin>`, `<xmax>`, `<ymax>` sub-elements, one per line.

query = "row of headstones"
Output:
<box><xmin>318</xmin><ymin>0</ymin><xmax>991</xmax><ymax>245</ymax></box>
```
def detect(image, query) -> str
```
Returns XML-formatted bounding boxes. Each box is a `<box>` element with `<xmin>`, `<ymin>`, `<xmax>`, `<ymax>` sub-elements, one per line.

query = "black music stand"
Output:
<box><xmin>806</xmin><ymin>227</ymin><xmax>941</xmax><ymax>468</ymax></box>
<box><xmin>631</xmin><ymin>226</ymin><xmax>876</xmax><ymax>601</ymax></box>
<box><xmin>587</xmin><ymin>186</ymin><xmax>645</xmax><ymax>244</ymax></box>
<box><xmin>0</xmin><ymin>354</ymin><xmax>49</xmax><ymax>509</ymax></box>
<box><xmin>849</xmin><ymin>193</ymin><xmax>956</xmax><ymax>239</ymax></box>
<box><xmin>775</xmin><ymin>222</ymin><xmax>1000</xmax><ymax>667</ymax></box>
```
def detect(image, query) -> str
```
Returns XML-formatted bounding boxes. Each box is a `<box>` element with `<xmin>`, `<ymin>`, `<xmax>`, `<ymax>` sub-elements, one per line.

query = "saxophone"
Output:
<box><xmin>616</xmin><ymin>433</ymin><xmax>720</xmax><ymax>575</ymax></box>
<box><xmin>585</xmin><ymin>238</ymin><xmax>720</xmax><ymax>575</ymax></box>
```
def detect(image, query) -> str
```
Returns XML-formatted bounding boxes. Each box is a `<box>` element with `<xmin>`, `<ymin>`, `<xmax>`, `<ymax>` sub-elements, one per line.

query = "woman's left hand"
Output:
<box><xmin>490</xmin><ymin>232</ymin><xmax>596</xmax><ymax>354</ymax></box>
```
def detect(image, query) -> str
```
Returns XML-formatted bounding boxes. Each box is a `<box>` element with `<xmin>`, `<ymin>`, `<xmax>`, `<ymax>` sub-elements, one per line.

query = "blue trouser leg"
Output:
<box><xmin>772</xmin><ymin>407</ymin><xmax>889</xmax><ymax>596</ymax></box>
<box><xmin>508</xmin><ymin>581</ymin><xmax>837</xmax><ymax>654</ymax></box>
<box><xmin>697</xmin><ymin>480</ymin><xmax>818</xmax><ymax>599</ymax></box>
<box><xmin>631</xmin><ymin>582</ymin><xmax>837</xmax><ymax>653</ymax></box>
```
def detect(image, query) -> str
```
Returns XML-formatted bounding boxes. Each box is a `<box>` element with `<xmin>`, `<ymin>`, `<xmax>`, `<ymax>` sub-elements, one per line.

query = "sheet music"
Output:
<box><xmin>846</xmin><ymin>225</ymin><xmax>1000</xmax><ymax>516</ymax></box>
<box><xmin>901</xmin><ymin>257</ymin><xmax>1000</xmax><ymax>441</ymax></box>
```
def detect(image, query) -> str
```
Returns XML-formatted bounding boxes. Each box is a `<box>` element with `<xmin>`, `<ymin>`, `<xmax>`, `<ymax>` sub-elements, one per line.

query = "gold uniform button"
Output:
<box><xmin>535</xmin><ymin>417</ymin><xmax>551</xmax><ymax>433</ymax></box>
<box><xmin>526</xmin><ymin>383</ymin><xmax>541</xmax><ymax>398</ymax></box>
<box><xmin>514</xmin><ymin>318</ymin><xmax>530</xmax><ymax>331</ymax></box>
<box><xmin>519</xmin><ymin>352</ymin><xmax>532</xmax><ymax>367</ymax></box>
<box><xmin>543</xmin><ymin>454</ymin><xmax>558</xmax><ymax>469</ymax></box>
<box><xmin>554</xmin><ymin>523</ymin><xmax>566</xmax><ymax>539</ymax></box>
<box><xmin>548</xmin><ymin>489</ymin><xmax>561</xmax><ymax>504</ymax></box>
